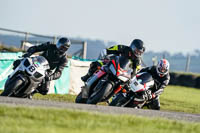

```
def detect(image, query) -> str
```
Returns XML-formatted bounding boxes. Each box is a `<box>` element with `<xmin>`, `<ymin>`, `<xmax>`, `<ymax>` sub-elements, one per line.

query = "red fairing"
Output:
<box><xmin>112</xmin><ymin>60</ymin><xmax>116</xmax><ymax>69</ymax></box>
<box><xmin>114</xmin><ymin>85</ymin><xmax>122</xmax><ymax>94</ymax></box>
<box><xmin>112</xmin><ymin>59</ymin><xmax>121</xmax><ymax>76</ymax></box>
<box><xmin>144</xmin><ymin>83</ymin><xmax>146</xmax><ymax>89</ymax></box>
<box><xmin>116</xmin><ymin>63</ymin><xmax>120</xmax><ymax>76</ymax></box>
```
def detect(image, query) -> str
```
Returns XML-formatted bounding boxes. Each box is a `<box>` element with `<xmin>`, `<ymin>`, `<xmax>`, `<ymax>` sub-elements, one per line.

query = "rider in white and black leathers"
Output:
<box><xmin>139</xmin><ymin>59</ymin><xmax>170</xmax><ymax>110</ymax></box>
<box><xmin>21</xmin><ymin>37</ymin><xmax>71</xmax><ymax>95</ymax></box>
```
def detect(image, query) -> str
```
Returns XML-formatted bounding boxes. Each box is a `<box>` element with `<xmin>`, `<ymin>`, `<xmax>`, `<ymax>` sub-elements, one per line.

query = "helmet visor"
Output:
<box><xmin>158</xmin><ymin>64</ymin><xmax>168</xmax><ymax>74</ymax></box>
<box><xmin>58</xmin><ymin>45</ymin><xmax>68</xmax><ymax>53</ymax></box>
<box><xmin>134</xmin><ymin>48</ymin><xmax>144</xmax><ymax>57</ymax></box>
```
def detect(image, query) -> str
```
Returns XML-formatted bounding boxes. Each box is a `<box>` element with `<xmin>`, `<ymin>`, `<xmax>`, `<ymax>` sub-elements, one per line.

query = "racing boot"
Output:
<box><xmin>81</xmin><ymin>74</ymin><xmax>90</xmax><ymax>82</ymax></box>
<box><xmin>81</xmin><ymin>61</ymin><xmax>102</xmax><ymax>82</ymax></box>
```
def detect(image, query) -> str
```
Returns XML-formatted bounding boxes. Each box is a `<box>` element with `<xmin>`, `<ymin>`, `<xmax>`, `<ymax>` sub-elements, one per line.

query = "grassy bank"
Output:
<box><xmin>0</xmin><ymin>105</ymin><xmax>200</xmax><ymax>133</ymax></box>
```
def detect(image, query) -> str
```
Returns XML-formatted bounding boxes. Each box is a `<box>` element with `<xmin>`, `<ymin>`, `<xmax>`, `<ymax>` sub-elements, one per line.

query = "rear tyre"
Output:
<box><xmin>86</xmin><ymin>82</ymin><xmax>112</xmax><ymax>104</ymax></box>
<box><xmin>109</xmin><ymin>93</ymin><xmax>129</xmax><ymax>107</ymax></box>
<box><xmin>75</xmin><ymin>92</ymin><xmax>87</xmax><ymax>103</ymax></box>
<box><xmin>1</xmin><ymin>77</ymin><xmax>23</xmax><ymax>96</ymax></box>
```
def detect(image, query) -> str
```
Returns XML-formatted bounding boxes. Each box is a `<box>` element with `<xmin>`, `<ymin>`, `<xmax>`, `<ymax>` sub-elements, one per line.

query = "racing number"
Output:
<box><xmin>29</xmin><ymin>66</ymin><xmax>36</xmax><ymax>72</ymax></box>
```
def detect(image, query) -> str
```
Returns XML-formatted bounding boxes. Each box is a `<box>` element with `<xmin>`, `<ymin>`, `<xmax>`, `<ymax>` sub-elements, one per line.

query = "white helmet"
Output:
<box><xmin>156</xmin><ymin>59</ymin><xmax>170</xmax><ymax>77</ymax></box>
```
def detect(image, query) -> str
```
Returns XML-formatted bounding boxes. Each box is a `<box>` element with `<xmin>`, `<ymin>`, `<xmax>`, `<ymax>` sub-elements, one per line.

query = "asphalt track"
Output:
<box><xmin>0</xmin><ymin>96</ymin><xmax>200</xmax><ymax>123</ymax></box>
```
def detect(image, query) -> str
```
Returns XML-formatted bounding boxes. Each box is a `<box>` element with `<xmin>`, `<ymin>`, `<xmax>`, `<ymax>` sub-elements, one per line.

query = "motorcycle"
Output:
<box><xmin>109</xmin><ymin>72</ymin><xmax>154</xmax><ymax>108</ymax></box>
<box><xmin>1</xmin><ymin>55</ymin><xmax>50</xmax><ymax>98</ymax></box>
<box><xmin>75</xmin><ymin>56</ymin><xmax>133</xmax><ymax>104</ymax></box>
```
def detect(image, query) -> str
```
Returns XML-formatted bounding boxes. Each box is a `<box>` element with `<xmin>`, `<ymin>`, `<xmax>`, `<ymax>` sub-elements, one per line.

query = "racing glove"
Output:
<box><xmin>145</xmin><ymin>90</ymin><xmax>156</xmax><ymax>101</ymax></box>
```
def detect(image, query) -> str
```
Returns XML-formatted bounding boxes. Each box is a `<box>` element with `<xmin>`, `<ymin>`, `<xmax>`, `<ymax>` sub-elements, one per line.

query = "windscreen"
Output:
<box><xmin>137</xmin><ymin>72</ymin><xmax>153</xmax><ymax>85</ymax></box>
<box><xmin>32</xmin><ymin>56</ymin><xmax>50</xmax><ymax>69</ymax></box>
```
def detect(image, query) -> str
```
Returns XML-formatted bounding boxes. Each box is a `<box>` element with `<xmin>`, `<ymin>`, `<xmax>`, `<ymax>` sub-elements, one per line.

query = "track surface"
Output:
<box><xmin>0</xmin><ymin>96</ymin><xmax>200</xmax><ymax>123</ymax></box>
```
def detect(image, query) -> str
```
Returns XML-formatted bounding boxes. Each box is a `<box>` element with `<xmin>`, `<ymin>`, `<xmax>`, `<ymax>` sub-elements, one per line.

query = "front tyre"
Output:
<box><xmin>86</xmin><ymin>82</ymin><xmax>113</xmax><ymax>104</ymax></box>
<box><xmin>1</xmin><ymin>77</ymin><xmax>23</xmax><ymax>96</ymax></box>
<box><xmin>75</xmin><ymin>92</ymin><xmax>87</xmax><ymax>103</ymax></box>
<box><xmin>109</xmin><ymin>93</ymin><xmax>129</xmax><ymax>107</ymax></box>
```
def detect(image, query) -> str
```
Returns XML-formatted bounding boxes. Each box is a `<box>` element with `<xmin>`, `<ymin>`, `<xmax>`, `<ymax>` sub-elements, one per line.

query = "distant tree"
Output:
<box><xmin>194</xmin><ymin>49</ymin><xmax>200</xmax><ymax>57</ymax></box>
<box><xmin>172</xmin><ymin>52</ymin><xmax>185</xmax><ymax>59</ymax></box>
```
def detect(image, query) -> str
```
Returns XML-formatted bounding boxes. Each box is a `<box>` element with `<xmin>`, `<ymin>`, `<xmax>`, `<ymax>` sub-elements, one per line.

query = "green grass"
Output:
<box><xmin>33</xmin><ymin>93</ymin><xmax>76</xmax><ymax>102</ymax></box>
<box><xmin>160</xmin><ymin>85</ymin><xmax>200</xmax><ymax>113</ymax></box>
<box><xmin>0</xmin><ymin>105</ymin><xmax>200</xmax><ymax>133</ymax></box>
<box><xmin>32</xmin><ymin>85</ymin><xmax>200</xmax><ymax>114</ymax></box>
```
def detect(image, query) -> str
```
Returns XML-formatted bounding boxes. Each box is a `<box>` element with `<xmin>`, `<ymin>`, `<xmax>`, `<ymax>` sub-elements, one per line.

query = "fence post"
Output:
<box><xmin>185</xmin><ymin>54</ymin><xmax>190</xmax><ymax>72</ymax></box>
<box><xmin>152</xmin><ymin>56</ymin><xmax>157</xmax><ymax>66</ymax></box>
<box><xmin>53</xmin><ymin>36</ymin><xmax>57</xmax><ymax>44</ymax></box>
<box><xmin>82</xmin><ymin>41</ymin><xmax>87</xmax><ymax>59</ymax></box>
<box><xmin>25</xmin><ymin>32</ymin><xmax>29</xmax><ymax>42</ymax></box>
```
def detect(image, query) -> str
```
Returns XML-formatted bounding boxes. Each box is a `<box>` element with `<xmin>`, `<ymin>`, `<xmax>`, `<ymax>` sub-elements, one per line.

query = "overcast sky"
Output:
<box><xmin>0</xmin><ymin>0</ymin><xmax>199</xmax><ymax>54</ymax></box>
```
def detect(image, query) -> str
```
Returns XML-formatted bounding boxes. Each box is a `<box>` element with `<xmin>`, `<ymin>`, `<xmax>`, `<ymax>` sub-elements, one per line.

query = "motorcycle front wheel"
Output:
<box><xmin>75</xmin><ymin>92</ymin><xmax>88</xmax><ymax>103</ymax></box>
<box><xmin>109</xmin><ymin>93</ymin><xmax>129</xmax><ymax>107</ymax></box>
<box><xmin>86</xmin><ymin>82</ymin><xmax>113</xmax><ymax>104</ymax></box>
<box><xmin>1</xmin><ymin>77</ymin><xmax>24</xmax><ymax>96</ymax></box>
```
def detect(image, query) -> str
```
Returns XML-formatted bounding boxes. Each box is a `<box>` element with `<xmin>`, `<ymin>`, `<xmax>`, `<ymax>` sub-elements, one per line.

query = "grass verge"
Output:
<box><xmin>0</xmin><ymin>105</ymin><xmax>200</xmax><ymax>133</ymax></box>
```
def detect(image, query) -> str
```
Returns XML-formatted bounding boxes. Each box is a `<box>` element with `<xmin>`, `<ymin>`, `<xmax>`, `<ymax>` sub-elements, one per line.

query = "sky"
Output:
<box><xmin>0</xmin><ymin>0</ymin><xmax>200</xmax><ymax>54</ymax></box>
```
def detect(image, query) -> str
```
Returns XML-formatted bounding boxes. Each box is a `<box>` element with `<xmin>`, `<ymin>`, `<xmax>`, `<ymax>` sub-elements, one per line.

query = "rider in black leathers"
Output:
<box><xmin>81</xmin><ymin>39</ymin><xmax>146</xmax><ymax>82</ymax></box>
<box><xmin>139</xmin><ymin>59</ymin><xmax>170</xmax><ymax>110</ymax></box>
<box><xmin>14</xmin><ymin>37</ymin><xmax>71</xmax><ymax>95</ymax></box>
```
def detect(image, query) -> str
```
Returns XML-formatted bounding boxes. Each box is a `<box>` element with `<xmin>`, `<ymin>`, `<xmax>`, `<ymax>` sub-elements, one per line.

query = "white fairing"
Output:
<box><xmin>130</xmin><ymin>75</ymin><xmax>154</xmax><ymax>92</ymax></box>
<box><xmin>118</xmin><ymin>75</ymin><xmax>129</xmax><ymax>82</ymax></box>
<box><xmin>7</xmin><ymin>56</ymin><xmax>50</xmax><ymax>95</ymax></box>
<box><xmin>10</xmin><ymin>56</ymin><xmax>49</xmax><ymax>82</ymax></box>
<box><xmin>130</xmin><ymin>77</ymin><xmax>145</xmax><ymax>92</ymax></box>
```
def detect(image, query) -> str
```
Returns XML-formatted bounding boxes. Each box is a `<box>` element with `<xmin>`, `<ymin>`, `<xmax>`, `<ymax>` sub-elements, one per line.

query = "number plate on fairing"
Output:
<box><xmin>130</xmin><ymin>77</ymin><xmax>145</xmax><ymax>92</ymax></box>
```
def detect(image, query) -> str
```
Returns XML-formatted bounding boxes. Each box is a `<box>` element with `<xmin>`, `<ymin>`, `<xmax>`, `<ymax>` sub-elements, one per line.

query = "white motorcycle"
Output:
<box><xmin>1</xmin><ymin>55</ymin><xmax>50</xmax><ymax>98</ymax></box>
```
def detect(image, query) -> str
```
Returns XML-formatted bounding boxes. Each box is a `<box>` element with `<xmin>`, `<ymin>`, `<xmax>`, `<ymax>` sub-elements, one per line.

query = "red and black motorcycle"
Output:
<box><xmin>75</xmin><ymin>56</ymin><xmax>133</xmax><ymax>104</ymax></box>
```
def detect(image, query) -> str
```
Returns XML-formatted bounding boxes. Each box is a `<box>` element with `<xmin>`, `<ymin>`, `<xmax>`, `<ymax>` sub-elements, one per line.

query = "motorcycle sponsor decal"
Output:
<box><xmin>33</xmin><ymin>61</ymin><xmax>40</xmax><ymax>68</ymax></box>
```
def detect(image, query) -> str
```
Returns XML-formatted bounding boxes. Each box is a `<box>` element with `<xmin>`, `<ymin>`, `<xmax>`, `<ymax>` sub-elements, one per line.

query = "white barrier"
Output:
<box><xmin>69</xmin><ymin>59</ymin><xmax>91</xmax><ymax>95</ymax></box>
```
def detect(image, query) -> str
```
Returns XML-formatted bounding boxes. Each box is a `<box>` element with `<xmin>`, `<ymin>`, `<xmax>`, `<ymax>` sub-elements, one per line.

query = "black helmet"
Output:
<box><xmin>56</xmin><ymin>37</ymin><xmax>71</xmax><ymax>53</ymax></box>
<box><xmin>130</xmin><ymin>39</ymin><xmax>145</xmax><ymax>57</ymax></box>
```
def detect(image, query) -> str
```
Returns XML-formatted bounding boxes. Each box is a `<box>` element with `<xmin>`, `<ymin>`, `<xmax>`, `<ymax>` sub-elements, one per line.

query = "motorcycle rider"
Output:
<box><xmin>139</xmin><ymin>59</ymin><xmax>170</xmax><ymax>110</ymax></box>
<box><xmin>81</xmin><ymin>39</ymin><xmax>146</xmax><ymax>82</ymax></box>
<box><xmin>15</xmin><ymin>37</ymin><xmax>71</xmax><ymax>96</ymax></box>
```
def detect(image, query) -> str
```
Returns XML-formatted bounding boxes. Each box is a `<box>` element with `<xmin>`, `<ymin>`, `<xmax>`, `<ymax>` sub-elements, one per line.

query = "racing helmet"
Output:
<box><xmin>156</xmin><ymin>59</ymin><xmax>170</xmax><ymax>77</ymax></box>
<box><xmin>130</xmin><ymin>39</ymin><xmax>145</xmax><ymax>57</ymax></box>
<box><xmin>56</xmin><ymin>37</ymin><xmax>71</xmax><ymax>54</ymax></box>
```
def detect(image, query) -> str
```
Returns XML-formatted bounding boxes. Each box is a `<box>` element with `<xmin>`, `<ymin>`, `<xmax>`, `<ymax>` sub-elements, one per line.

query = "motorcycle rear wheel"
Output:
<box><xmin>1</xmin><ymin>77</ymin><xmax>23</xmax><ymax>96</ymax></box>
